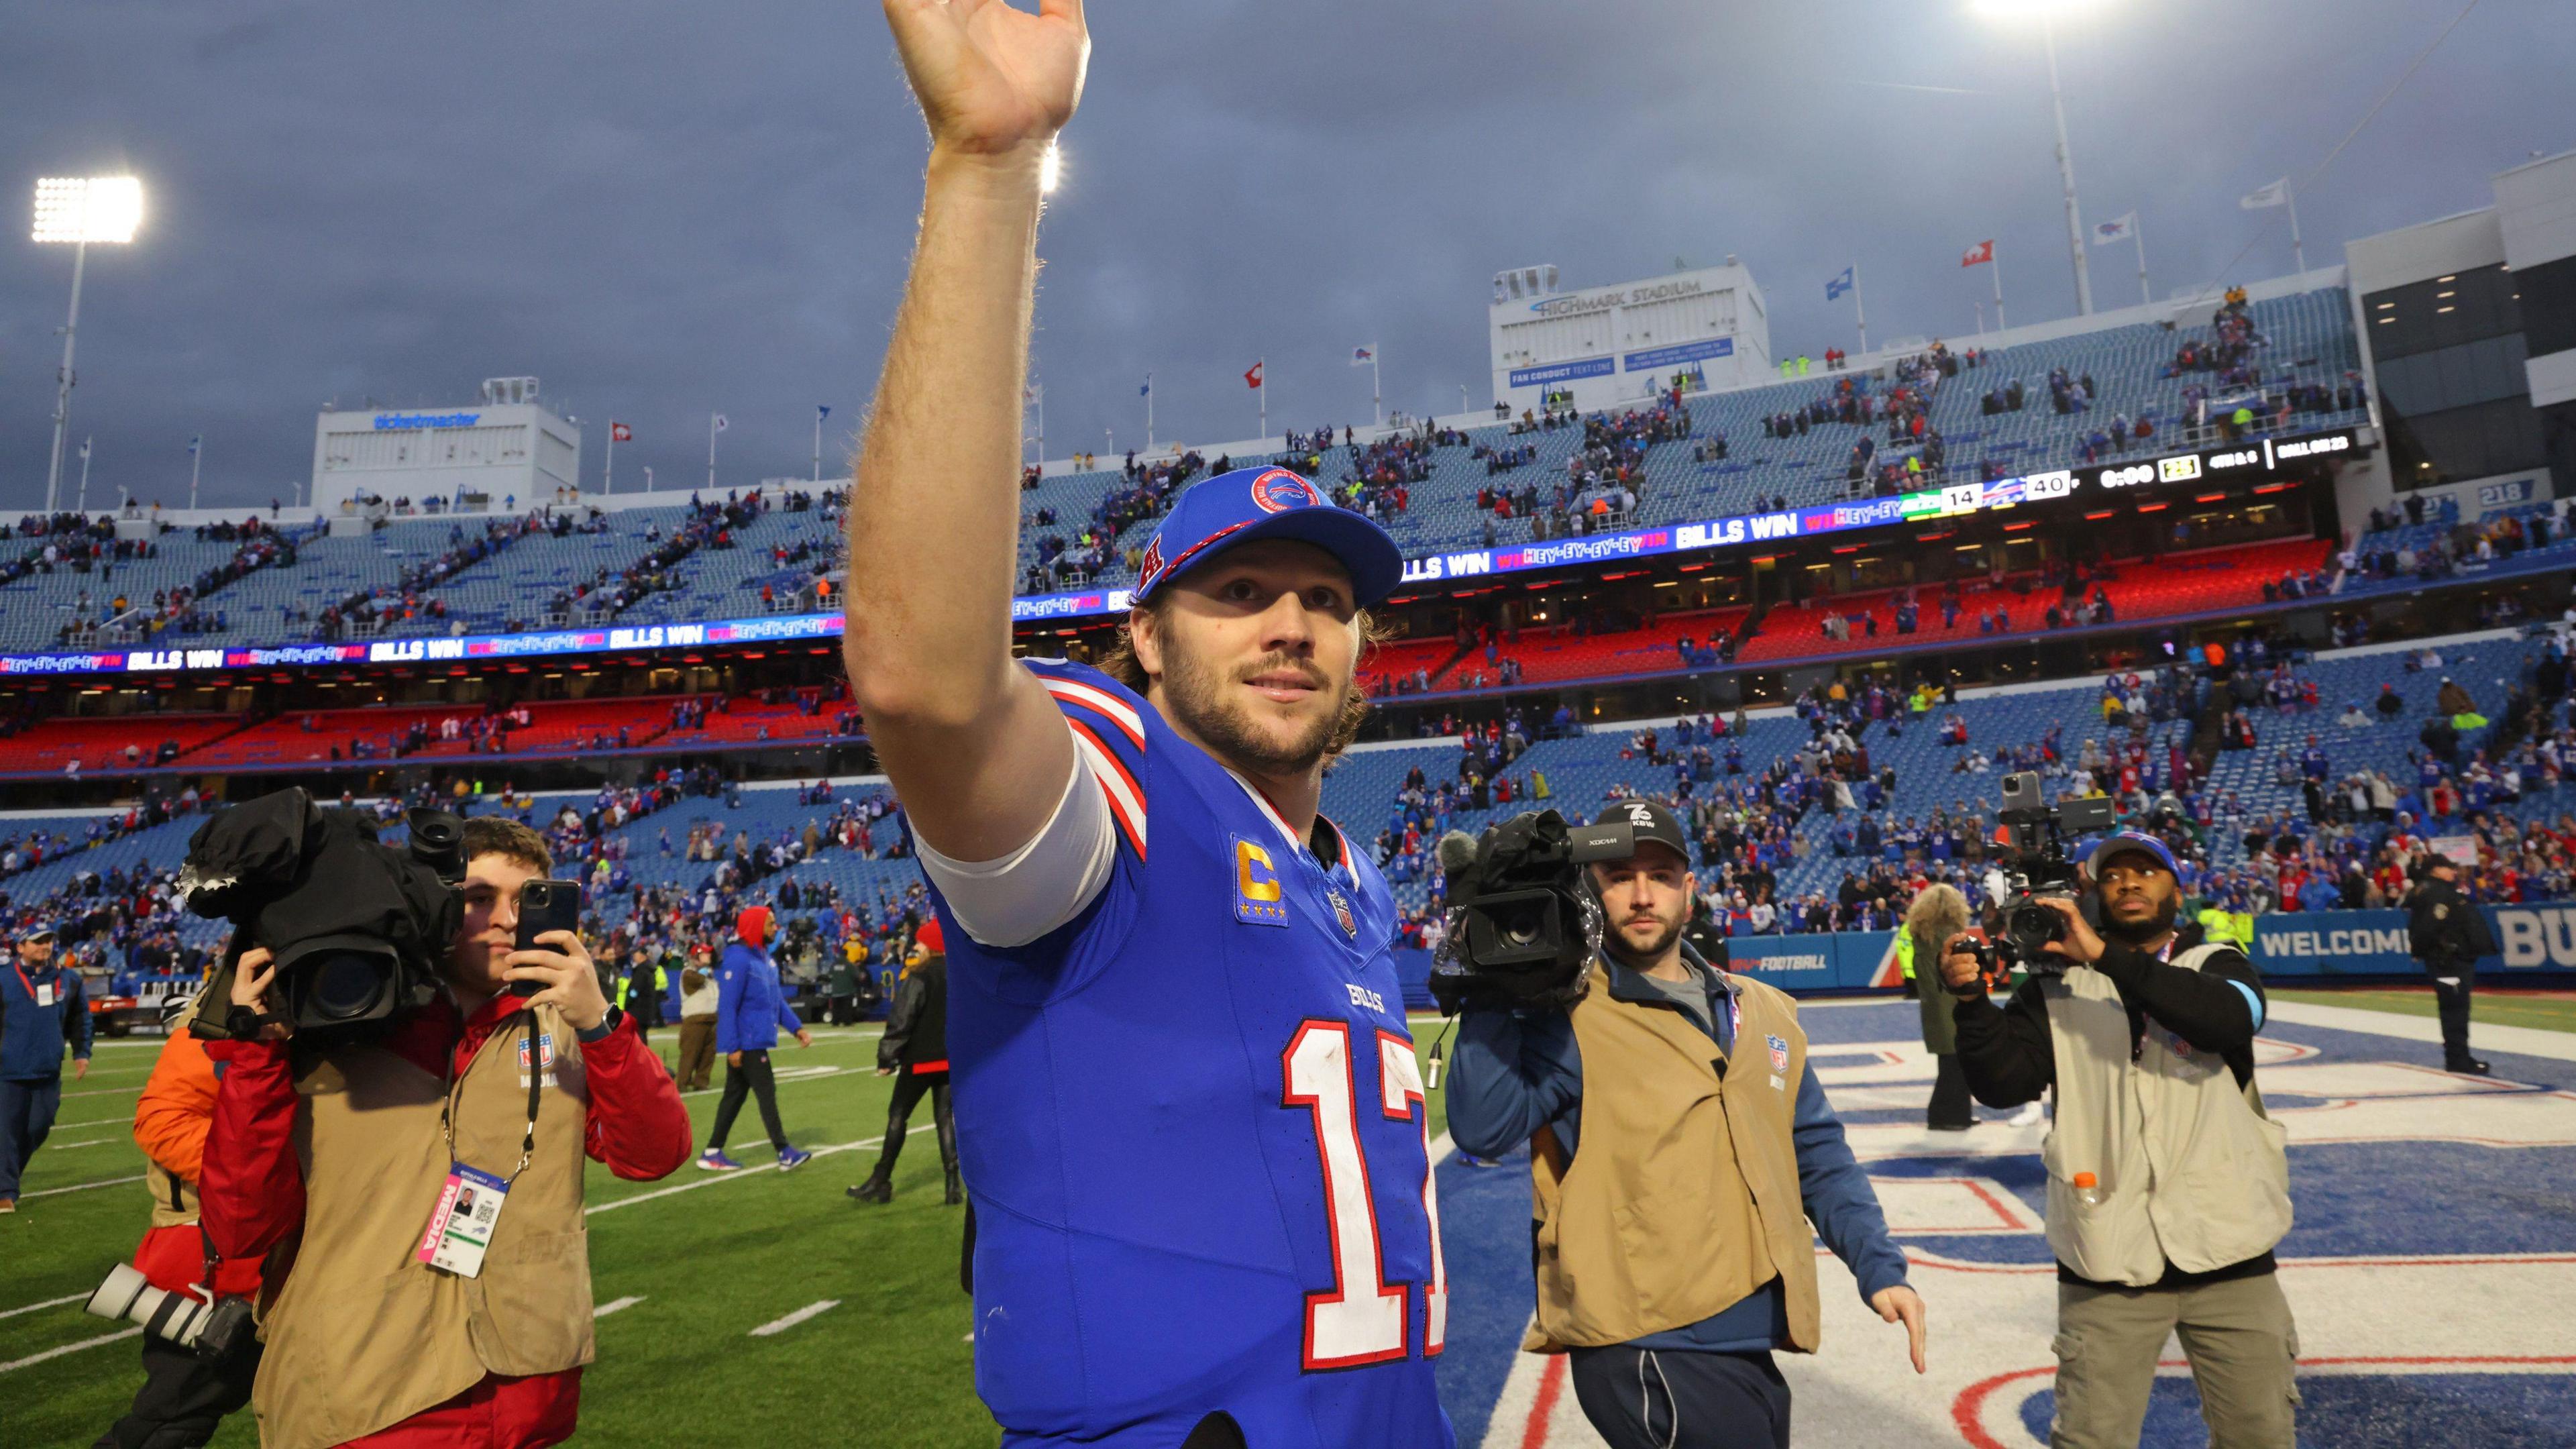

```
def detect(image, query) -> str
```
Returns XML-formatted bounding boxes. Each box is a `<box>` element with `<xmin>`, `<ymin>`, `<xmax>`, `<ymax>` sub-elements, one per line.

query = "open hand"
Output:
<box><xmin>883</xmin><ymin>0</ymin><xmax>1089</xmax><ymax>162</ymax></box>
<box><xmin>1871</xmin><ymin>1284</ymin><xmax>1928</xmax><ymax>1374</ymax></box>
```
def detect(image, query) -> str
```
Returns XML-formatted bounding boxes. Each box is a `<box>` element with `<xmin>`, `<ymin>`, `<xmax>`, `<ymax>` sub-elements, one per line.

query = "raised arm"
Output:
<box><xmin>843</xmin><ymin>0</ymin><xmax>1090</xmax><ymax>862</ymax></box>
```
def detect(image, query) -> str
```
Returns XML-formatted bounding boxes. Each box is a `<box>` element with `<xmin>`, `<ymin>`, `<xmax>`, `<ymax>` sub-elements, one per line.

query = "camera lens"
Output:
<box><xmin>1497</xmin><ymin>903</ymin><xmax>1546</xmax><ymax>949</ymax></box>
<box><xmin>306</xmin><ymin>951</ymin><xmax>389</xmax><ymax>1022</ymax></box>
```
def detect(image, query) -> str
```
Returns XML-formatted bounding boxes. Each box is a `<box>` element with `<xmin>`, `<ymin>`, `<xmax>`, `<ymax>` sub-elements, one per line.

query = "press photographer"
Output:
<box><xmin>196</xmin><ymin>798</ymin><xmax>692</xmax><ymax>1449</ymax></box>
<box><xmin>1939</xmin><ymin>818</ymin><xmax>2298</xmax><ymax>1449</ymax></box>
<box><xmin>1446</xmin><ymin>801</ymin><xmax>1925</xmax><ymax>1449</ymax></box>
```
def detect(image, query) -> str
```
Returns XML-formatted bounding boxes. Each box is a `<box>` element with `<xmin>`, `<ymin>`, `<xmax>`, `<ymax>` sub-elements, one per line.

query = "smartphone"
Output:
<box><xmin>510</xmin><ymin>879</ymin><xmax>584</xmax><ymax>997</ymax></box>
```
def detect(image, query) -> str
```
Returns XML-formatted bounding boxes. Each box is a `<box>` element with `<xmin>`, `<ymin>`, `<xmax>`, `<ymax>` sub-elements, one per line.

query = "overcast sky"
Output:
<box><xmin>1</xmin><ymin>0</ymin><xmax>2565</xmax><ymax>513</ymax></box>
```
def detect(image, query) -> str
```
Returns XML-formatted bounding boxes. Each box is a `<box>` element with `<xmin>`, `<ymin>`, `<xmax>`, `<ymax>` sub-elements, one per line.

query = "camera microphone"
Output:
<box><xmin>1436</xmin><ymin>830</ymin><xmax>1481</xmax><ymax>878</ymax></box>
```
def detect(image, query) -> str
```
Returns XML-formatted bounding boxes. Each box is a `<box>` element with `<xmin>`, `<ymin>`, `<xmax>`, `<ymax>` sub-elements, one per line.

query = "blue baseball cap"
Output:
<box><xmin>1132</xmin><ymin>466</ymin><xmax>1404</xmax><ymax>608</ymax></box>
<box><xmin>2085</xmin><ymin>830</ymin><xmax>2178</xmax><ymax>878</ymax></box>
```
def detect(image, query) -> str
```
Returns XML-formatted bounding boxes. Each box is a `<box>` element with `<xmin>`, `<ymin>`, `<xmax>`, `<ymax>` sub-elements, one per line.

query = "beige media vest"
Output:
<box><xmin>2039</xmin><ymin>944</ymin><xmax>2293</xmax><ymax>1287</ymax></box>
<box><xmin>252</xmin><ymin>1004</ymin><xmax>597</xmax><ymax>1449</ymax></box>
<box><xmin>1523</xmin><ymin>964</ymin><xmax>1821</xmax><ymax>1354</ymax></box>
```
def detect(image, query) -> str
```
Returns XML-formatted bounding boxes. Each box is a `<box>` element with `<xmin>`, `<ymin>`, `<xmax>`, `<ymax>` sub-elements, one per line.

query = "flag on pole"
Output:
<box><xmin>80</xmin><ymin>439</ymin><xmax>91</xmax><ymax>462</ymax></box>
<box><xmin>1244</xmin><ymin>361</ymin><xmax>1265</xmax><ymax>389</ymax></box>
<box><xmin>1349</xmin><ymin>345</ymin><xmax>1376</xmax><ymax>366</ymax></box>
<box><xmin>712</xmin><ymin>414</ymin><xmax>730</xmax><ymax>432</ymax></box>
<box><xmin>1024</xmin><ymin>384</ymin><xmax>1042</xmax><ymax>404</ymax></box>
<box><xmin>2094</xmin><ymin>213</ymin><xmax>2137</xmax><ymax>242</ymax></box>
<box><xmin>188</xmin><ymin>435</ymin><xmax>202</xmax><ymax>456</ymax></box>
<box><xmin>611</xmin><ymin>423</ymin><xmax>632</xmax><ymax>442</ymax></box>
<box><xmin>817</xmin><ymin>405</ymin><xmax>831</xmax><ymax>421</ymax></box>
<box><xmin>1140</xmin><ymin>376</ymin><xmax>1152</xmax><ymax>396</ymax></box>
<box><xmin>2240</xmin><ymin>178</ymin><xmax>2289</xmax><ymax>209</ymax></box>
<box><xmin>1825</xmin><ymin>266</ymin><xmax>1855</xmax><ymax>301</ymax></box>
<box><xmin>1960</xmin><ymin>239</ymin><xmax>1994</xmax><ymax>268</ymax></box>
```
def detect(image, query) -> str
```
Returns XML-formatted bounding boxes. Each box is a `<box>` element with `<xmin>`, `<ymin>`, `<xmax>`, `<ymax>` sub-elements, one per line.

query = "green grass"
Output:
<box><xmin>2271</xmin><ymin>985</ymin><xmax>2576</xmax><ymax>1034</ymax></box>
<box><xmin>2</xmin><ymin>1018</ymin><xmax>1454</xmax><ymax>1448</ymax></box>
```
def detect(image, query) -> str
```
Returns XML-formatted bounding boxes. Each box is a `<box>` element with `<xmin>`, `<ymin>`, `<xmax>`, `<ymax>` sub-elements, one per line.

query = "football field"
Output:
<box><xmin>6</xmin><ymin>992</ymin><xmax>2574</xmax><ymax>1447</ymax></box>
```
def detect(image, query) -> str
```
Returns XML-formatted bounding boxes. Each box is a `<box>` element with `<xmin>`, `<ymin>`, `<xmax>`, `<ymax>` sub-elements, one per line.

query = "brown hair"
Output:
<box><xmin>462</xmin><ymin>816</ymin><xmax>553</xmax><ymax>876</ymax></box>
<box><xmin>1097</xmin><ymin>598</ymin><xmax>1387</xmax><ymax>758</ymax></box>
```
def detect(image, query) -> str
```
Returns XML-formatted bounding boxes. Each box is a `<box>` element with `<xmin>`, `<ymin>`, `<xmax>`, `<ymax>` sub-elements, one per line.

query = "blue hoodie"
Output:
<box><xmin>2</xmin><ymin>959</ymin><xmax>91</xmax><ymax>1083</ymax></box>
<box><xmin>715</xmin><ymin>943</ymin><xmax>804</xmax><ymax>1054</ymax></box>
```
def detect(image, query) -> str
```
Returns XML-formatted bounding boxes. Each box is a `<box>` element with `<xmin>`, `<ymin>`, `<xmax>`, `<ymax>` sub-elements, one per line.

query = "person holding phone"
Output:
<box><xmin>696</xmin><ymin>906</ymin><xmax>813</xmax><ymax>1173</ymax></box>
<box><xmin>199</xmin><ymin>816</ymin><xmax>693</xmax><ymax>1449</ymax></box>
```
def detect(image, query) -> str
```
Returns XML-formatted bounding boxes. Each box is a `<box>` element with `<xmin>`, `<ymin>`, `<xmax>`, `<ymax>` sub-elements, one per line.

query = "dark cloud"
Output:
<box><xmin>0</xmin><ymin>0</ymin><xmax>2564</xmax><ymax>511</ymax></box>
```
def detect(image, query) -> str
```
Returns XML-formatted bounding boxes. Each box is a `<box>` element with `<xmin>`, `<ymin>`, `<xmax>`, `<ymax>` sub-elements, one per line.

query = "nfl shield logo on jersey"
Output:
<box><xmin>1766</xmin><ymin>1033</ymin><xmax>1789</xmax><ymax>1075</ymax></box>
<box><xmin>1329</xmin><ymin>888</ymin><xmax>1357</xmax><ymax>938</ymax></box>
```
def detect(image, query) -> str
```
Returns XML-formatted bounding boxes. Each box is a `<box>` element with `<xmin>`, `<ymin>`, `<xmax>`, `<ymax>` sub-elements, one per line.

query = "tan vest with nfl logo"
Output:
<box><xmin>252</xmin><ymin>1004</ymin><xmax>596</xmax><ymax>1449</ymax></box>
<box><xmin>1523</xmin><ymin>964</ymin><xmax>1821</xmax><ymax>1353</ymax></box>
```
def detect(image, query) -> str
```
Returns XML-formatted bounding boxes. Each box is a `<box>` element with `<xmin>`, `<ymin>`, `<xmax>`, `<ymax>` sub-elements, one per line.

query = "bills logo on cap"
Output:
<box><xmin>1248</xmin><ymin>468</ymin><xmax>1320</xmax><ymax>513</ymax></box>
<box><xmin>1766</xmin><ymin>1033</ymin><xmax>1790</xmax><ymax>1075</ymax></box>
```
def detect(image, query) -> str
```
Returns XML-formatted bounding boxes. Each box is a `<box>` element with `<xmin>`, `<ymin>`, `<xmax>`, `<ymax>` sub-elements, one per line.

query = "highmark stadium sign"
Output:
<box><xmin>372</xmin><ymin>411</ymin><xmax>483</xmax><ymax>430</ymax></box>
<box><xmin>0</xmin><ymin>427</ymin><xmax>2358</xmax><ymax>680</ymax></box>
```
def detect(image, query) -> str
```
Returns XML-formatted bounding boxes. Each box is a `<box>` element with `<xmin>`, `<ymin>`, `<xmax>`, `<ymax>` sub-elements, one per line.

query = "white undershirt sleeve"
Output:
<box><xmin>913</xmin><ymin>733</ymin><xmax>1119</xmax><ymax>949</ymax></box>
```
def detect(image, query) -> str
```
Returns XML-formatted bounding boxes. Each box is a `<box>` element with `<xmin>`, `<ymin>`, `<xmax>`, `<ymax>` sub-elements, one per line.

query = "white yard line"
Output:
<box><xmin>583</xmin><ymin>1125</ymin><xmax>927</xmax><ymax>1216</ymax></box>
<box><xmin>0</xmin><ymin>1328</ymin><xmax>142</xmax><ymax>1374</ymax></box>
<box><xmin>2267</xmin><ymin>999</ymin><xmax>2576</xmax><ymax>1063</ymax></box>
<box><xmin>749</xmin><ymin>1299</ymin><xmax>840</xmax><ymax>1336</ymax></box>
<box><xmin>594</xmin><ymin>1295</ymin><xmax>645</xmax><ymax>1318</ymax></box>
<box><xmin>22</xmin><ymin>1173</ymin><xmax>144</xmax><ymax>1201</ymax></box>
<box><xmin>40</xmin><ymin>1136</ymin><xmax>130</xmax><ymax>1152</ymax></box>
<box><xmin>0</xmin><ymin>1292</ymin><xmax>89</xmax><ymax>1322</ymax></box>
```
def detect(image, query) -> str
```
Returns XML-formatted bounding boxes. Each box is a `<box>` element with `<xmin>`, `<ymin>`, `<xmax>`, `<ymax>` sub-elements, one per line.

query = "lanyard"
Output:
<box><xmin>440</xmin><ymin>1010</ymin><xmax>544</xmax><ymax>1185</ymax></box>
<box><xmin>11</xmin><ymin>961</ymin><xmax>46</xmax><ymax>1004</ymax></box>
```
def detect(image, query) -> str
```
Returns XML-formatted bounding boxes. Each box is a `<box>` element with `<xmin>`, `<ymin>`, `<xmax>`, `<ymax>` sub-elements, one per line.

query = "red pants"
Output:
<box><xmin>339</xmin><ymin>1369</ymin><xmax>581</xmax><ymax>1448</ymax></box>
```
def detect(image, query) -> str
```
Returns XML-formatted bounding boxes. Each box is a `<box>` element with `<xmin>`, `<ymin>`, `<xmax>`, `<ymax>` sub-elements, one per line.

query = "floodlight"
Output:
<box><xmin>1039</xmin><ymin>140</ymin><xmax>1063</xmax><ymax>195</ymax></box>
<box><xmin>32</xmin><ymin>176</ymin><xmax>144</xmax><ymax>245</ymax></box>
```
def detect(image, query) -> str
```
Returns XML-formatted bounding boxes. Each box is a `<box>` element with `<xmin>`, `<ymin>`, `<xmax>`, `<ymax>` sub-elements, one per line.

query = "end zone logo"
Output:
<box><xmin>1248</xmin><ymin>469</ymin><xmax>1318</xmax><ymax>513</ymax></box>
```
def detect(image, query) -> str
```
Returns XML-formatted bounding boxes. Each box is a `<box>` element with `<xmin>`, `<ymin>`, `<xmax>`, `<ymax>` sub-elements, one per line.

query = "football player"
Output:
<box><xmin>843</xmin><ymin>2</ymin><xmax>1448</xmax><ymax>1445</ymax></box>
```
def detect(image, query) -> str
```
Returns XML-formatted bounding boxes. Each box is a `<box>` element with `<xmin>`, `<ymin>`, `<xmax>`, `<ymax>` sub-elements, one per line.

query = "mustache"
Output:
<box><xmin>1235</xmin><ymin>653</ymin><xmax>1328</xmax><ymax>690</ymax></box>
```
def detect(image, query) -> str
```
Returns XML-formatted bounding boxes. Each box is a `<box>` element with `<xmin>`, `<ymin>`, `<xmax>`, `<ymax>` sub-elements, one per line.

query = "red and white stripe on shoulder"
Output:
<box><xmin>1065</xmin><ymin>718</ymin><xmax>1146</xmax><ymax>861</ymax></box>
<box><xmin>1040</xmin><ymin>676</ymin><xmax>1146</xmax><ymax>749</ymax></box>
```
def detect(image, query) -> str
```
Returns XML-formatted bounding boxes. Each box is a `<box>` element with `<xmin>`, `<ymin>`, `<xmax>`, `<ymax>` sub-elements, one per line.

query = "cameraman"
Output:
<box><xmin>1938</xmin><ymin>831</ymin><xmax>2296</xmax><ymax>1448</ymax></box>
<box><xmin>201</xmin><ymin>818</ymin><xmax>693</xmax><ymax>1449</ymax></box>
<box><xmin>1450</xmin><ymin>802</ymin><xmax>1925</xmax><ymax>1449</ymax></box>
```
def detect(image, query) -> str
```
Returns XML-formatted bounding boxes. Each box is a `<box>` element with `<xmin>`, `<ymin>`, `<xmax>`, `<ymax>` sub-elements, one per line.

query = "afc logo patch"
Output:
<box><xmin>1137</xmin><ymin>536</ymin><xmax>1166</xmax><ymax>586</ymax></box>
<box><xmin>1248</xmin><ymin>468</ymin><xmax>1320</xmax><ymax>513</ymax></box>
<box><xmin>1233</xmin><ymin>836</ymin><xmax>1289</xmax><ymax>926</ymax></box>
<box><xmin>1766</xmin><ymin>1033</ymin><xmax>1790</xmax><ymax>1075</ymax></box>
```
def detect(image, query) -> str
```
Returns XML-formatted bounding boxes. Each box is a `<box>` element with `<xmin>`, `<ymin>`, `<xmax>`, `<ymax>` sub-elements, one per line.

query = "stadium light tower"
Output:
<box><xmin>1973</xmin><ymin>0</ymin><xmax>2096</xmax><ymax>316</ymax></box>
<box><xmin>32</xmin><ymin>176</ymin><xmax>145</xmax><ymax>515</ymax></box>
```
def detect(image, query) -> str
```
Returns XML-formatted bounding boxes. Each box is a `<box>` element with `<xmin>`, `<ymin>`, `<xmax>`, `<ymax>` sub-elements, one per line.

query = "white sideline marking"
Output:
<box><xmin>749</xmin><ymin>1299</ymin><xmax>839</xmax><ymax>1336</ymax></box>
<box><xmin>594</xmin><ymin>1295</ymin><xmax>645</xmax><ymax>1318</ymax></box>
<box><xmin>0</xmin><ymin>1328</ymin><xmax>143</xmax><ymax>1374</ymax></box>
<box><xmin>2267</xmin><ymin>999</ymin><xmax>2576</xmax><ymax>1063</ymax></box>
<box><xmin>40</xmin><ymin>1136</ymin><xmax>128</xmax><ymax>1152</ymax></box>
<box><xmin>23</xmin><ymin>1173</ymin><xmax>144</xmax><ymax>1200</ymax></box>
<box><xmin>0</xmin><ymin>1292</ymin><xmax>87</xmax><ymax>1321</ymax></box>
<box><xmin>584</xmin><ymin>1124</ymin><xmax>929</xmax><ymax>1216</ymax></box>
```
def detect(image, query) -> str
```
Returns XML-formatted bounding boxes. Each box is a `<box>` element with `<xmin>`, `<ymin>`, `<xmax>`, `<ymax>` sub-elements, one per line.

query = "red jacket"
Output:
<box><xmin>201</xmin><ymin>996</ymin><xmax>691</xmax><ymax>1437</ymax></box>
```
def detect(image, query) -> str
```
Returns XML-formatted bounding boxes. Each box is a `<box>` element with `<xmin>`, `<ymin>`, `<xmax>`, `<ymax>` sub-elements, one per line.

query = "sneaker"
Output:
<box><xmin>2008</xmin><ymin>1102</ymin><xmax>2045</xmax><ymax>1128</ymax></box>
<box><xmin>696</xmin><ymin>1149</ymin><xmax>745</xmax><ymax>1172</ymax></box>
<box><xmin>775</xmin><ymin>1146</ymin><xmax>814</xmax><ymax>1171</ymax></box>
<box><xmin>0</xmin><ymin>1198</ymin><xmax>14</xmax><ymax>1214</ymax></box>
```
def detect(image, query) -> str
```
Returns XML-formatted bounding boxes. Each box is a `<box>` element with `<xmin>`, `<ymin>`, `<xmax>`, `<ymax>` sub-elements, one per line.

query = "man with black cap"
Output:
<box><xmin>1449</xmin><ymin>800</ymin><xmax>1924</xmax><ymax>1449</ymax></box>
<box><xmin>2406</xmin><ymin>853</ymin><xmax>2493</xmax><ymax>1074</ymax></box>
<box><xmin>0</xmin><ymin>924</ymin><xmax>89</xmax><ymax>1214</ymax></box>
<box><xmin>841</xmin><ymin>1</ymin><xmax>1446</xmax><ymax>1438</ymax></box>
<box><xmin>1937</xmin><ymin>830</ymin><xmax>2298</xmax><ymax>1448</ymax></box>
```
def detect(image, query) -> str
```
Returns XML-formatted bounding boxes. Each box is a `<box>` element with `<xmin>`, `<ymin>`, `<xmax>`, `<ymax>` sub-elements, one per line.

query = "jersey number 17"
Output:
<box><xmin>1281</xmin><ymin>1019</ymin><xmax>1447</xmax><ymax>1371</ymax></box>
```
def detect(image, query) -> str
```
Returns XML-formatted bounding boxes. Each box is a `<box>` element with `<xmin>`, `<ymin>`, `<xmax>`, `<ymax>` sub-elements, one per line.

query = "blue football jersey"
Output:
<box><xmin>925</xmin><ymin>659</ymin><xmax>1452</xmax><ymax>1448</ymax></box>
